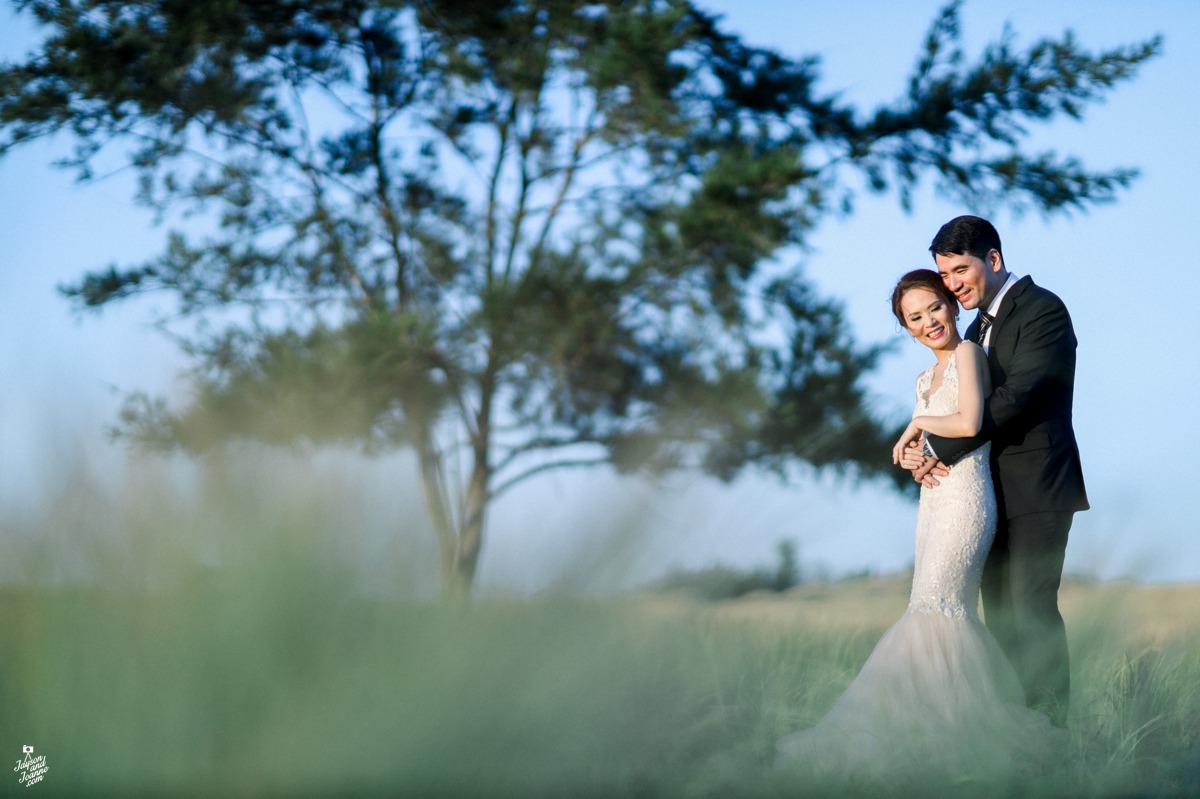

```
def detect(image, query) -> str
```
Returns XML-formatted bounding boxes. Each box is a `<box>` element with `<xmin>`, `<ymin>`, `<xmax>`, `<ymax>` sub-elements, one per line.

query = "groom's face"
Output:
<box><xmin>934</xmin><ymin>249</ymin><xmax>1005</xmax><ymax>311</ymax></box>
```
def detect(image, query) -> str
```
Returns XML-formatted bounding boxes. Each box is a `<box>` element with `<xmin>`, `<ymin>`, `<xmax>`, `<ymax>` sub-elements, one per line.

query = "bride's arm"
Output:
<box><xmin>891</xmin><ymin>342</ymin><xmax>987</xmax><ymax>464</ymax></box>
<box><xmin>915</xmin><ymin>342</ymin><xmax>986</xmax><ymax>437</ymax></box>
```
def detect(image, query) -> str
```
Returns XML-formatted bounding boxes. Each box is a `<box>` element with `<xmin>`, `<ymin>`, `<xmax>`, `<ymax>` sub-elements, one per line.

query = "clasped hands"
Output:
<box><xmin>892</xmin><ymin>421</ymin><xmax>950</xmax><ymax>488</ymax></box>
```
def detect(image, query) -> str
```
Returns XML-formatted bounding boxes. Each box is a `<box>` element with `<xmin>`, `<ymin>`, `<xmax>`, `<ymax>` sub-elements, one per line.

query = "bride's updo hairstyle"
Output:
<box><xmin>890</xmin><ymin>269</ymin><xmax>958</xmax><ymax>327</ymax></box>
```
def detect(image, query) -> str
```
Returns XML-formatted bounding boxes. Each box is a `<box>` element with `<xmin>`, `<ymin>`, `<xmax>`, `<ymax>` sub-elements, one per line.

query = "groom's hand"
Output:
<box><xmin>900</xmin><ymin>441</ymin><xmax>948</xmax><ymax>487</ymax></box>
<box><xmin>914</xmin><ymin>458</ymin><xmax>949</xmax><ymax>487</ymax></box>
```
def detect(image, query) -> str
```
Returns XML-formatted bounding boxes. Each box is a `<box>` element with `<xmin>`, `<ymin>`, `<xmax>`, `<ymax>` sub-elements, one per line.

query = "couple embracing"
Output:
<box><xmin>778</xmin><ymin>215</ymin><xmax>1088</xmax><ymax>778</ymax></box>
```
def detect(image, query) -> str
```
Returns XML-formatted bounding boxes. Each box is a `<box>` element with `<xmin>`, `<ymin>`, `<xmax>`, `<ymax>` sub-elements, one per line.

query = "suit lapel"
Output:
<box><xmin>988</xmin><ymin>276</ymin><xmax>1033</xmax><ymax>361</ymax></box>
<box><xmin>991</xmin><ymin>276</ymin><xmax>1032</xmax><ymax>331</ymax></box>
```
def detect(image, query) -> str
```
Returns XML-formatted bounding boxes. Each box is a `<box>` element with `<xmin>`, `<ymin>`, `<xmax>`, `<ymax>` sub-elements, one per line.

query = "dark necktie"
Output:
<box><xmin>976</xmin><ymin>312</ymin><xmax>994</xmax><ymax>346</ymax></box>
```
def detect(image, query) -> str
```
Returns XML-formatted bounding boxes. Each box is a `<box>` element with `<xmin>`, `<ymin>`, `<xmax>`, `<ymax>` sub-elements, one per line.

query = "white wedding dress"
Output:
<box><xmin>776</xmin><ymin>352</ymin><xmax>1064</xmax><ymax>781</ymax></box>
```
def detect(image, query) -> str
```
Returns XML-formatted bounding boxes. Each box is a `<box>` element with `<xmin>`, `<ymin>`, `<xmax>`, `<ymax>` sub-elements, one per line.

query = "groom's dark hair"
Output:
<box><xmin>929</xmin><ymin>215</ymin><xmax>1003</xmax><ymax>263</ymax></box>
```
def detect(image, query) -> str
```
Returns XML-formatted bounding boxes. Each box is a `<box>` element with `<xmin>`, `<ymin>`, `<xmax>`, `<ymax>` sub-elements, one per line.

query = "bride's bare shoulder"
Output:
<box><xmin>953</xmin><ymin>340</ymin><xmax>990</xmax><ymax>392</ymax></box>
<box><xmin>954</xmin><ymin>340</ymin><xmax>984</xmax><ymax>362</ymax></box>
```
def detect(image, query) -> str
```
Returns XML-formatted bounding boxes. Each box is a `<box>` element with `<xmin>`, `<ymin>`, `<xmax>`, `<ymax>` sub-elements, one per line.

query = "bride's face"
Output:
<box><xmin>900</xmin><ymin>288</ymin><xmax>959</xmax><ymax>351</ymax></box>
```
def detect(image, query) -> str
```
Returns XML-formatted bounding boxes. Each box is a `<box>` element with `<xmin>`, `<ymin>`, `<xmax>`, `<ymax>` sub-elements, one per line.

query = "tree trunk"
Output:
<box><xmin>412</xmin><ymin>420</ymin><xmax>491</xmax><ymax>601</ymax></box>
<box><xmin>450</xmin><ymin>453</ymin><xmax>490</xmax><ymax>597</ymax></box>
<box><xmin>412</xmin><ymin>423</ymin><xmax>462</xmax><ymax>599</ymax></box>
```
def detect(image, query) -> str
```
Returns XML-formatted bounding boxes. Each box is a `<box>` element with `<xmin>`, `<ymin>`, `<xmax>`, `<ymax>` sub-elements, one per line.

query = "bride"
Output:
<box><xmin>775</xmin><ymin>269</ymin><xmax>1063</xmax><ymax>781</ymax></box>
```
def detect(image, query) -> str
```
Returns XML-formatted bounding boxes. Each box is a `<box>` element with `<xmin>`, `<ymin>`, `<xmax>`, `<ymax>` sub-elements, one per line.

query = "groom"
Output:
<box><xmin>901</xmin><ymin>215</ymin><xmax>1088</xmax><ymax>727</ymax></box>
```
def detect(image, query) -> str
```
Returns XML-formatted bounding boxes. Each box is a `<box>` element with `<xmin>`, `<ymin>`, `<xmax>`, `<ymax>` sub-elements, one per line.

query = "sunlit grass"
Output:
<box><xmin>1</xmin><ymin>452</ymin><xmax>1198</xmax><ymax>797</ymax></box>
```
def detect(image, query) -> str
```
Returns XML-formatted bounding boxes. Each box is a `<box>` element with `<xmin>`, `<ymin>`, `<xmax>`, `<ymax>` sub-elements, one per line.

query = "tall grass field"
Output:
<box><xmin>2</xmin><ymin>453</ymin><xmax>1198</xmax><ymax>797</ymax></box>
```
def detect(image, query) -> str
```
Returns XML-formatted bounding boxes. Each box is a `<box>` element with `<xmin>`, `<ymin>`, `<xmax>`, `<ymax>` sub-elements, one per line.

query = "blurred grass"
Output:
<box><xmin>2</xmin><ymin>453</ymin><xmax>1199</xmax><ymax>796</ymax></box>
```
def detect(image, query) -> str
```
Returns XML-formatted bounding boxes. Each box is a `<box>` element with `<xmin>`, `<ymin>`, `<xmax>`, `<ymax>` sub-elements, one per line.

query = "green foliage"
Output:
<box><xmin>0</xmin><ymin>0</ymin><xmax>1161</xmax><ymax>592</ymax></box>
<box><xmin>653</xmin><ymin>539</ymin><xmax>801</xmax><ymax>600</ymax></box>
<box><xmin>4</xmin><ymin>574</ymin><xmax>1199</xmax><ymax>795</ymax></box>
<box><xmin>2</xmin><ymin>459</ymin><xmax>1198</xmax><ymax>796</ymax></box>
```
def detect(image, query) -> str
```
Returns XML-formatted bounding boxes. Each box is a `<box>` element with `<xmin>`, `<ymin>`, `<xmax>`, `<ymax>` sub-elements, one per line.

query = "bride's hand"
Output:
<box><xmin>892</xmin><ymin>421</ymin><xmax>922</xmax><ymax>465</ymax></box>
<box><xmin>898</xmin><ymin>440</ymin><xmax>926</xmax><ymax>471</ymax></box>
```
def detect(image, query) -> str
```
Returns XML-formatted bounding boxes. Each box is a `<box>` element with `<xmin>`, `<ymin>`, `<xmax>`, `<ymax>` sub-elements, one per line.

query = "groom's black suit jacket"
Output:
<box><xmin>927</xmin><ymin>276</ymin><xmax>1089</xmax><ymax>519</ymax></box>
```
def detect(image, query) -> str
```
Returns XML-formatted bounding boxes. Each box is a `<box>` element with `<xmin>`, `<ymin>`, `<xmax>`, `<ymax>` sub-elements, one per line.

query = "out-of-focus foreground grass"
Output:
<box><xmin>2</xmin><ymin>454</ymin><xmax>1199</xmax><ymax>797</ymax></box>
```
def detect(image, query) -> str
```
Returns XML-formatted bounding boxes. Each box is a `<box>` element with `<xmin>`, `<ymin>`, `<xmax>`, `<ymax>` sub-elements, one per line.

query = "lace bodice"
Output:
<box><xmin>908</xmin><ymin>352</ymin><xmax>995</xmax><ymax>619</ymax></box>
<box><xmin>914</xmin><ymin>352</ymin><xmax>960</xmax><ymax>417</ymax></box>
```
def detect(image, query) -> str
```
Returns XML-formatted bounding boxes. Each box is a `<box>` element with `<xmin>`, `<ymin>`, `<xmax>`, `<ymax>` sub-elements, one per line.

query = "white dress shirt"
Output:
<box><xmin>980</xmin><ymin>273</ymin><xmax>1020</xmax><ymax>354</ymax></box>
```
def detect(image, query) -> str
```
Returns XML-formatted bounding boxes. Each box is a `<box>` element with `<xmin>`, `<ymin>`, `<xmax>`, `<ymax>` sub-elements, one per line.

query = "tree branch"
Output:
<box><xmin>485</xmin><ymin>98</ymin><xmax>518</xmax><ymax>287</ymax></box>
<box><xmin>527</xmin><ymin>98</ymin><xmax>600</xmax><ymax>270</ymax></box>
<box><xmin>492</xmin><ymin>432</ymin><xmax>607</xmax><ymax>474</ymax></box>
<box><xmin>489</xmin><ymin>457</ymin><xmax>610</xmax><ymax>502</ymax></box>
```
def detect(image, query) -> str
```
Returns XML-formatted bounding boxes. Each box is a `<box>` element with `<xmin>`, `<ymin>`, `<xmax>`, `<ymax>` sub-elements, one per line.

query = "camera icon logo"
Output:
<box><xmin>21</xmin><ymin>746</ymin><xmax>33</xmax><ymax>755</ymax></box>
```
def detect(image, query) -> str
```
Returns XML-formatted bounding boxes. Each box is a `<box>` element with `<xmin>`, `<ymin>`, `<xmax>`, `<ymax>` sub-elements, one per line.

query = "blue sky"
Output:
<box><xmin>2</xmin><ymin>1</ymin><xmax>1198</xmax><ymax>591</ymax></box>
